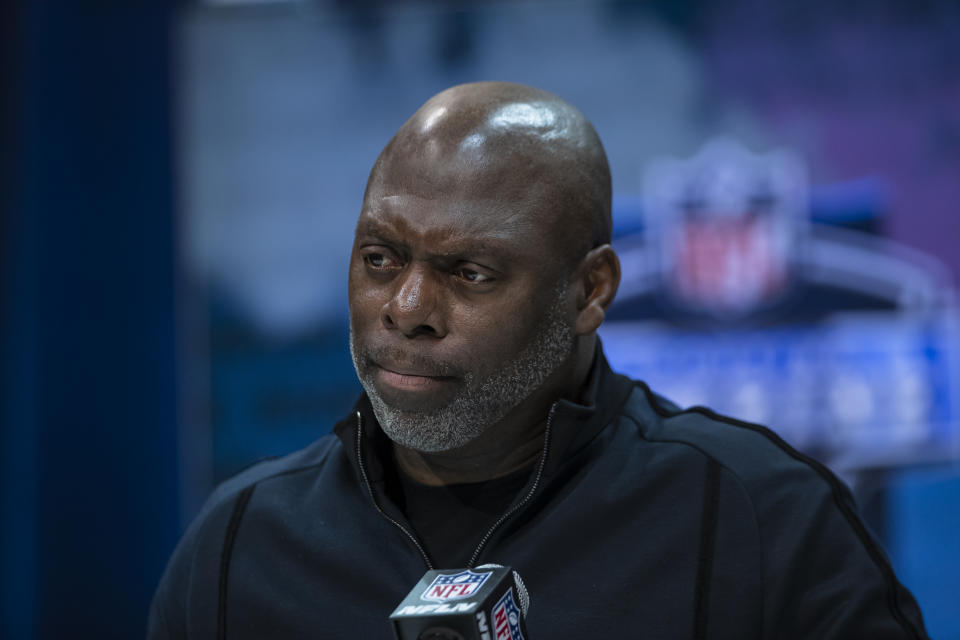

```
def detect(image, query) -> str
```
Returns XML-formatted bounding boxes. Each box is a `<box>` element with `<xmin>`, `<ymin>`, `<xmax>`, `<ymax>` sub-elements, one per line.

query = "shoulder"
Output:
<box><xmin>617</xmin><ymin>380</ymin><xmax>840</xmax><ymax>501</ymax></box>
<box><xmin>611</xmin><ymin>379</ymin><xmax>862</xmax><ymax>564</ymax></box>
<box><xmin>611</xmin><ymin>381</ymin><xmax>927</xmax><ymax>638</ymax></box>
<box><xmin>202</xmin><ymin>432</ymin><xmax>342</xmax><ymax>517</ymax></box>
<box><xmin>147</xmin><ymin>432</ymin><xmax>345</xmax><ymax>637</ymax></box>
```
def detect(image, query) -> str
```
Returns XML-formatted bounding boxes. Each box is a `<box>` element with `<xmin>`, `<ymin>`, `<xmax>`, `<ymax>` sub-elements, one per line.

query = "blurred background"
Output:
<box><xmin>2</xmin><ymin>0</ymin><xmax>959</xmax><ymax>637</ymax></box>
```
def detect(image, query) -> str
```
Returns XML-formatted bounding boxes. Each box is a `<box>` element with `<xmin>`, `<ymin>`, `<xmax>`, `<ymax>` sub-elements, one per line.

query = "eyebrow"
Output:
<box><xmin>355</xmin><ymin>217</ymin><xmax>520</xmax><ymax>264</ymax></box>
<box><xmin>425</xmin><ymin>241</ymin><xmax>514</xmax><ymax>264</ymax></box>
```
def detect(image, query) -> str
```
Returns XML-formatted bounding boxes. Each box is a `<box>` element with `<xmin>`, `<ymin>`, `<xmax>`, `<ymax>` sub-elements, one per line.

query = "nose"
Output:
<box><xmin>381</xmin><ymin>265</ymin><xmax>447</xmax><ymax>338</ymax></box>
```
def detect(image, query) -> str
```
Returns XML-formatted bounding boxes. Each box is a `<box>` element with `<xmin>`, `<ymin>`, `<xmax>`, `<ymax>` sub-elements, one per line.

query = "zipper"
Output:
<box><xmin>467</xmin><ymin>401</ymin><xmax>558</xmax><ymax>567</ymax></box>
<box><xmin>355</xmin><ymin>401</ymin><xmax>558</xmax><ymax>570</ymax></box>
<box><xmin>355</xmin><ymin>411</ymin><xmax>434</xmax><ymax>570</ymax></box>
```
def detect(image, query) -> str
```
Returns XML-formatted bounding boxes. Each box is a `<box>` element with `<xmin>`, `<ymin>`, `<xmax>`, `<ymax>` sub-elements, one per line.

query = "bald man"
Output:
<box><xmin>149</xmin><ymin>83</ymin><xmax>927</xmax><ymax>639</ymax></box>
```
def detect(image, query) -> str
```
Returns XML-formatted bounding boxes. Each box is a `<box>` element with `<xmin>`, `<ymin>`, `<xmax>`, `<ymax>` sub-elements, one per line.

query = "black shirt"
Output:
<box><xmin>393</xmin><ymin>465</ymin><xmax>532</xmax><ymax>568</ymax></box>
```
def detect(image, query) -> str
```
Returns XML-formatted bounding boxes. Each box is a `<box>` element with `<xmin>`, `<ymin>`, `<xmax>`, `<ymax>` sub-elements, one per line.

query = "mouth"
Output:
<box><xmin>375</xmin><ymin>363</ymin><xmax>457</xmax><ymax>389</ymax></box>
<box><xmin>369</xmin><ymin>361</ymin><xmax>461</xmax><ymax>410</ymax></box>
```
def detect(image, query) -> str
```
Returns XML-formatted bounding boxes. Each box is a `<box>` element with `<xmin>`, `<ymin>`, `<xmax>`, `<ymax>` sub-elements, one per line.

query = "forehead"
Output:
<box><xmin>356</xmin><ymin>191</ymin><xmax>542</xmax><ymax>256</ymax></box>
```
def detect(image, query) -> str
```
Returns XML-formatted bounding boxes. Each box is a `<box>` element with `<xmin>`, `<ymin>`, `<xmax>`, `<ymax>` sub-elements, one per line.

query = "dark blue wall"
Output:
<box><xmin>1</xmin><ymin>1</ymin><xmax>181</xmax><ymax>637</ymax></box>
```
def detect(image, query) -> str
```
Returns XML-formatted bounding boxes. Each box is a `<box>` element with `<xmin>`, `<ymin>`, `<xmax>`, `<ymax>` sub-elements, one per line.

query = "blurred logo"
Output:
<box><xmin>643</xmin><ymin>138</ymin><xmax>807</xmax><ymax>315</ymax></box>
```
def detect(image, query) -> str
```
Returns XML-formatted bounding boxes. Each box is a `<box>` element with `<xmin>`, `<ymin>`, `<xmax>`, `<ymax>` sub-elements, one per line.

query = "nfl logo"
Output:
<box><xmin>643</xmin><ymin>137</ymin><xmax>807</xmax><ymax>317</ymax></box>
<box><xmin>419</xmin><ymin>569</ymin><xmax>492</xmax><ymax>603</ymax></box>
<box><xmin>491</xmin><ymin>588</ymin><xmax>525</xmax><ymax>640</ymax></box>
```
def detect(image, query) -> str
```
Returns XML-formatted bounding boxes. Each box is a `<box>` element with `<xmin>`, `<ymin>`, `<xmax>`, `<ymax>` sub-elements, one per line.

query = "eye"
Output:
<box><xmin>454</xmin><ymin>266</ymin><xmax>494</xmax><ymax>284</ymax></box>
<box><xmin>361</xmin><ymin>249</ymin><xmax>400</xmax><ymax>270</ymax></box>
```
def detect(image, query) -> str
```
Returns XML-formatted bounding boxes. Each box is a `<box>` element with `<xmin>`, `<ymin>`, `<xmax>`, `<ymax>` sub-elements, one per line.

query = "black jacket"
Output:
<box><xmin>149</xmin><ymin>350</ymin><xmax>927</xmax><ymax>639</ymax></box>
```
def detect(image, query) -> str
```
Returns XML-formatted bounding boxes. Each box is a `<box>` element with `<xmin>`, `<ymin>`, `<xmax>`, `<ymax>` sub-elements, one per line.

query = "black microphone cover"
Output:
<box><xmin>390</xmin><ymin>564</ymin><xmax>530</xmax><ymax>640</ymax></box>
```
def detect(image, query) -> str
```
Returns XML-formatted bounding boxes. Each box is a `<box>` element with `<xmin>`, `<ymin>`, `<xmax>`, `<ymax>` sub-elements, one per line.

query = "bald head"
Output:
<box><xmin>364</xmin><ymin>82</ymin><xmax>612</xmax><ymax>265</ymax></box>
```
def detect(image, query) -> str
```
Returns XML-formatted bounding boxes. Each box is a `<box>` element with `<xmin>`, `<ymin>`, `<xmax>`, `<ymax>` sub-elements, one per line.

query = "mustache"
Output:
<box><xmin>354</xmin><ymin>341</ymin><xmax>465</xmax><ymax>378</ymax></box>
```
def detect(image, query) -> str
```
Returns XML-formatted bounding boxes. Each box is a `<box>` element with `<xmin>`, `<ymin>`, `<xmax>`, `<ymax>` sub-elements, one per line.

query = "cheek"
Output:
<box><xmin>348</xmin><ymin>266</ymin><xmax>386</xmax><ymax>330</ymax></box>
<box><xmin>451</xmin><ymin>296</ymin><xmax>547</xmax><ymax>365</ymax></box>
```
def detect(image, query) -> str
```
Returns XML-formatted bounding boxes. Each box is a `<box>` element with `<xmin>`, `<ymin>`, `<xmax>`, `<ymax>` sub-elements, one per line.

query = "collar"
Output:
<box><xmin>539</xmin><ymin>343</ymin><xmax>635</xmax><ymax>476</ymax></box>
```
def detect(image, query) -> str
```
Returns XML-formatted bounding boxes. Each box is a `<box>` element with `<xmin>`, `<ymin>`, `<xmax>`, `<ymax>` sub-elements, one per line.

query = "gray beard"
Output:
<box><xmin>349</xmin><ymin>282</ymin><xmax>575</xmax><ymax>453</ymax></box>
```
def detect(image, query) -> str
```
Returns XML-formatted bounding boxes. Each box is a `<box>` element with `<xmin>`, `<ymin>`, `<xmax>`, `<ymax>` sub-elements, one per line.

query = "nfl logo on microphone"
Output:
<box><xmin>420</xmin><ymin>569</ymin><xmax>492</xmax><ymax>603</ymax></box>
<box><xmin>492</xmin><ymin>588</ymin><xmax>525</xmax><ymax>640</ymax></box>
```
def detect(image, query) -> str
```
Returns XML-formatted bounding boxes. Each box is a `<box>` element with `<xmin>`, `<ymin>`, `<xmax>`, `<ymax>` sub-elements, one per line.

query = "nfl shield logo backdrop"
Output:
<box><xmin>420</xmin><ymin>569</ymin><xmax>492</xmax><ymax>603</ymax></box>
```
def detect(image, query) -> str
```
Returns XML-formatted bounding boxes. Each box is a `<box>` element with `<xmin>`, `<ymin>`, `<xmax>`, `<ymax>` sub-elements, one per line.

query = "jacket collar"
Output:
<box><xmin>540</xmin><ymin>344</ymin><xmax>634</xmax><ymax>476</ymax></box>
<box><xmin>334</xmin><ymin>342</ymin><xmax>635</xmax><ymax>484</ymax></box>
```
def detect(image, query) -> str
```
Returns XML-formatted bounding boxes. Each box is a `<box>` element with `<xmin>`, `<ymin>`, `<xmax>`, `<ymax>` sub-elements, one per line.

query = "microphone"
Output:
<box><xmin>390</xmin><ymin>564</ymin><xmax>530</xmax><ymax>640</ymax></box>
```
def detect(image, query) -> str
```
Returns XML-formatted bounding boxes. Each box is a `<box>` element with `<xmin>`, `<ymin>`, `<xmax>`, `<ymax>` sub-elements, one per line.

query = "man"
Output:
<box><xmin>149</xmin><ymin>82</ymin><xmax>927</xmax><ymax>638</ymax></box>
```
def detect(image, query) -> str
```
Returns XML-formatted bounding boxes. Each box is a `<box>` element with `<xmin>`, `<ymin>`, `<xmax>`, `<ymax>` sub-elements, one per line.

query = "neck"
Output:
<box><xmin>392</xmin><ymin>336</ymin><xmax>596</xmax><ymax>486</ymax></box>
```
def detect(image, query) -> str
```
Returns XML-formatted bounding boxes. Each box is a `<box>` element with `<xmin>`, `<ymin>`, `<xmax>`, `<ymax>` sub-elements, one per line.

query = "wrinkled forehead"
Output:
<box><xmin>367</xmin><ymin>154</ymin><xmax>556</xmax><ymax>220</ymax></box>
<box><xmin>360</xmin><ymin>178</ymin><xmax>553</xmax><ymax>256</ymax></box>
<box><xmin>355</xmin><ymin>194</ymin><xmax>541</xmax><ymax>272</ymax></box>
<box><xmin>366</xmin><ymin>168</ymin><xmax>561</xmax><ymax>253</ymax></box>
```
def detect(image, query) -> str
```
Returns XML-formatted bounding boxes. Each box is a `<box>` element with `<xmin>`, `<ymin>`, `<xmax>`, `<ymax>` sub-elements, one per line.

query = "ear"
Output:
<box><xmin>573</xmin><ymin>244</ymin><xmax>621</xmax><ymax>336</ymax></box>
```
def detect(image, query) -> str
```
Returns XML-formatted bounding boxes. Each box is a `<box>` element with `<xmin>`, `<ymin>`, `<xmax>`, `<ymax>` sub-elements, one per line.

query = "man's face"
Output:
<box><xmin>348</xmin><ymin>180</ymin><xmax>577</xmax><ymax>453</ymax></box>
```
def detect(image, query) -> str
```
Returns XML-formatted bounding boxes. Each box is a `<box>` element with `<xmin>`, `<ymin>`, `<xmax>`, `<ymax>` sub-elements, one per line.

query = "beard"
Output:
<box><xmin>349</xmin><ymin>281</ymin><xmax>575</xmax><ymax>453</ymax></box>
